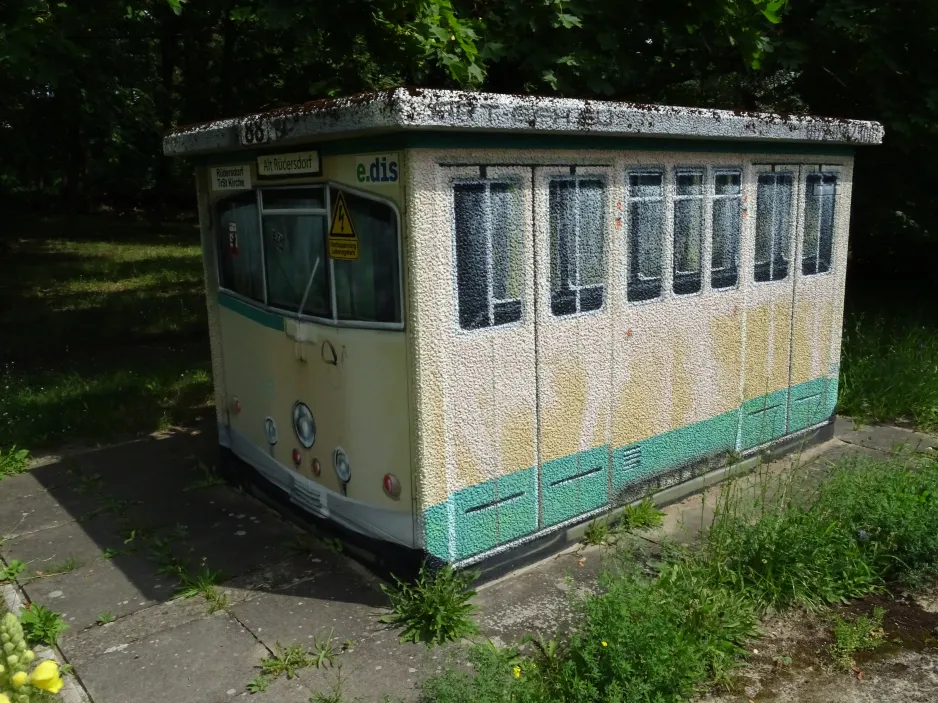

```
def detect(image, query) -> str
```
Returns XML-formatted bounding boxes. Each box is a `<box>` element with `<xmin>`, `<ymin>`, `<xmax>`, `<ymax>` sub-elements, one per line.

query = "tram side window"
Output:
<box><xmin>215</xmin><ymin>192</ymin><xmax>264</xmax><ymax>301</ymax></box>
<box><xmin>711</xmin><ymin>171</ymin><xmax>742</xmax><ymax>289</ymax></box>
<box><xmin>673</xmin><ymin>170</ymin><xmax>704</xmax><ymax>295</ymax></box>
<box><xmin>627</xmin><ymin>172</ymin><xmax>663</xmax><ymax>302</ymax></box>
<box><xmin>754</xmin><ymin>173</ymin><xmax>793</xmax><ymax>282</ymax></box>
<box><xmin>802</xmin><ymin>174</ymin><xmax>837</xmax><ymax>275</ymax></box>
<box><xmin>260</xmin><ymin>187</ymin><xmax>330</xmax><ymax>316</ymax></box>
<box><xmin>453</xmin><ymin>180</ymin><xmax>524</xmax><ymax>330</ymax></box>
<box><xmin>549</xmin><ymin>178</ymin><xmax>605</xmax><ymax>316</ymax></box>
<box><xmin>333</xmin><ymin>190</ymin><xmax>401</xmax><ymax>324</ymax></box>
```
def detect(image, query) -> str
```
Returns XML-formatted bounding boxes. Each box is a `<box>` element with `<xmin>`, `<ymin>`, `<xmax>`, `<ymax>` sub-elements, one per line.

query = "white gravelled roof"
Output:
<box><xmin>163</xmin><ymin>87</ymin><xmax>884</xmax><ymax>157</ymax></box>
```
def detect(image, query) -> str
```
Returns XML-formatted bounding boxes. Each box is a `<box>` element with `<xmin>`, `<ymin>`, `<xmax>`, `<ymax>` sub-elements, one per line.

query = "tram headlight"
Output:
<box><xmin>264</xmin><ymin>417</ymin><xmax>278</xmax><ymax>446</ymax></box>
<box><xmin>292</xmin><ymin>402</ymin><xmax>316</xmax><ymax>449</ymax></box>
<box><xmin>333</xmin><ymin>448</ymin><xmax>351</xmax><ymax>484</ymax></box>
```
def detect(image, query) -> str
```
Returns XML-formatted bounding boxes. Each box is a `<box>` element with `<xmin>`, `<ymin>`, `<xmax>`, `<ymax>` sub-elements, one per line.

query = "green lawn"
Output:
<box><xmin>0</xmin><ymin>215</ymin><xmax>213</xmax><ymax>450</ymax></box>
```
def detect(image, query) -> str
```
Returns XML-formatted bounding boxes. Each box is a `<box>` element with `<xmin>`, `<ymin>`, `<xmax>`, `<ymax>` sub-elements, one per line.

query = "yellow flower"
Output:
<box><xmin>601</xmin><ymin>641</ymin><xmax>608</xmax><ymax>647</ymax></box>
<box><xmin>0</xmin><ymin>693</ymin><xmax>11</xmax><ymax>703</ymax></box>
<box><xmin>29</xmin><ymin>659</ymin><xmax>64</xmax><ymax>694</ymax></box>
<box><xmin>11</xmin><ymin>670</ymin><xmax>27</xmax><ymax>687</ymax></box>
<box><xmin>512</xmin><ymin>665</ymin><xmax>521</xmax><ymax>679</ymax></box>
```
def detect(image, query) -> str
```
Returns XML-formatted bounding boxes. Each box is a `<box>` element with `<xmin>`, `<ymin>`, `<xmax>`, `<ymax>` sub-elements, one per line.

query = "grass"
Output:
<box><xmin>175</xmin><ymin>564</ymin><xmax>229</xmax><ymax>612</ymax></box>
<box><xmin>96</xmin><ymin>612</ymin><xmax>116</xmax><ymax>626</ymax></box>
<box><xmin>381</xmin><ymin>563</ymin><xmax>479</xmax><ymax>647</ymax></box>
<box><xmin>0</xmin><ymin>214</ymin><xmax>212</xmax><ymax>450</ymax></box>
<box><xmin>620</xmin><ymin>497</ymin><xmax>665</xmax><ymax>530</ymax></box>
<box><xmin>829</xmin><ymin>607</ymin><xmax>886</xmax><ymax>669</ymax></box>
<box><xmin>839</xmin><ymin>308</ymin><xmax>938</xmax><ymax>431</ymax></box>
<box><xmin>420</xmin><ymin>450</ymin><xmax>938</xmax><ymax>702</ymax></box>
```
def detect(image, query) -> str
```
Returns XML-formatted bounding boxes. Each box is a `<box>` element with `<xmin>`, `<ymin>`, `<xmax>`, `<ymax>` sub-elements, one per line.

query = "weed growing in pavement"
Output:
<box><xmin>0</xmin><ymin>445</ymin><xmax>30</xmax><ymax>478</ymax></box>
<box><xmin>621</xmin><ymin>497</ymin><xmax>666</xmax><ymax>531</ymax></box>
<box><xmin>96</xmin><ymin>612</ymin><xmax>116</xmax><ymax>626</ymax></box>
<box><xmin>245</xmin><ymin>674</ymin><xmax>270</xmax><ymax>694</ymax></box>
<box><xmin>583</xmin><ymin>518</ymin><xmax>611</xmax><ymax>546</ymax></box>
<box><xmin>19</xmin><ymin>603</ymin><xmax>70</xmax><ymax>647</ymax></box>
<box><xmin>381</xmin><ymin>562</ymin><xmax>478</xmax><ymax>647</ymax></box>
<box><xmin>261</xmin><ymin>643</ymin><xmax>314</xmax><ymax>680</ymax></box>
<box><xmin>829</xmin><ymin>607</ymin><xmax>886</xmax><ymax>669</ymax></box>
<box><xmin>184</xmin><ymin>461</ymin><xmax>226</xmax><ymax>492</ymax></box>
<box><xmin>175</xmin><ymin>563</ymin><xmax>229</xmax><ymax>612</ymax></box>
<box><xmin>36</xmin><ymin>556</ymin><xmax>83</xmax><ymax>577</ymax></box>
<box><xmin>0</xmin><ymin>559</ymin><xmax>26</xmax><ymax>583</ymax></box>
<box><xmin>311</xmin><ymin>628</ymin><xmax>338</xmax><ymax>668</ymax></box>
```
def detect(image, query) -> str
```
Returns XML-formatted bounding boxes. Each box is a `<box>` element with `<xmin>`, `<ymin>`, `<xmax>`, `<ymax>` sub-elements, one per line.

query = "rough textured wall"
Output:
<box><xmin>407</xmin><ymin>147</ymin><xmax>852</xmax><ymax>565</ymax></box>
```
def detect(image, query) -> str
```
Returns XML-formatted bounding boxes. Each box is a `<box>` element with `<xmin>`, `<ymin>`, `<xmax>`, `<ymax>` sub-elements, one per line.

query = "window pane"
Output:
<box><xmin>263</xmin><ymin>214</ymin><xmax>328</xmax><ymax>314</ymax></box>
<box><xmin>674</xmin><ymin>171</ymin><xmax>703</xmax><ymax>295</ymax></box>
<box><xmin>549</xmin><ymin>179</ymin><xmax>578</xmax><ymax>316</ymax></box>
<box><xmin>549</xmin><ymin>178</ymin><xmax>606</xmax><ymax>316</ymax></box>
<box><xmin>755</xmin><ymin>173</ymin><xmax>792</xmax><ymax>282</ymax></box>
<box><xmin>490</xmin><ymin>182</ymin><xmax>524</xmax><ymax>302</ymax></box>
<box><xmin>215</xmin><ymin>193</ymin><xmax>264</xmax><ymax>301</ymax></box>
<box><xmin>803</xmin><ymin>174</ymin><xmax>836</xmax><ymax>275</ymax></box>
<box><xmin>627</xmin><ymin>172</ymin><xmax>662</xmax><ymax>302</ymax></box>
<box><xmin>333</xmin><ymin>191</ymin><xmax>401</xmax><ymax>323</ymax></box>
<box><xmin>711</xmin><ymin>172</ymin><xmax>741</xmax><ymax>289</ymax></box>
<box><xmin>262</xmin><ymin>188</ymin><xmax>326</xmax><ymax>210</ymax></box>
<box><xmin>578</xmin><ymin>180</ymin><xmax>605</xmax><ymax>288</ymax></box>
<box><xmin>454</xmin><ymin>183</ymin><xmax>489</xmax><ymax>330</ymax></box>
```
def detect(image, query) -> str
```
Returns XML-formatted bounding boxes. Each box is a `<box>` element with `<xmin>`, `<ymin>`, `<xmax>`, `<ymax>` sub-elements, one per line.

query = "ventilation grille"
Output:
<box><xmin>291</xmin><ymin>480</ymin><xmax>327</xmax><ymax>518</ymax></box>
<box><xmin>620</xmin><ymin>445</ymin><xmax>642</xmax><ymax>473</ymax></box>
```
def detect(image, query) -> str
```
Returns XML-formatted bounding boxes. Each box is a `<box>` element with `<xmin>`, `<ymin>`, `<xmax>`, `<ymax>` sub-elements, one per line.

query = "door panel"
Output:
<box><xmin>534</xmin><ymin>166</ymin><xmax>615</xmax><ymax>527</ymax></box>
<box><xmin>740</xmin><ymin>164</ymin><xmax>799</xmax><ymax>450</ymax></box>
<box><xmin>441</xmin><ymin>166</ymin><xmax>539</xmax><ymax>559</ymax></box>
<box><xmin>788</xmin><ymin>166</ymin><xmax>843</xmax><ymax>433</ymax></box>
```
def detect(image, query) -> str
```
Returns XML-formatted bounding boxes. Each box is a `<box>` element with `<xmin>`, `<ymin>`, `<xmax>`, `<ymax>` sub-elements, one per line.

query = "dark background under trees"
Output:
<box><xmin>2</xmin><ymin>0</ymin><xmax>936</xmax><ymax>303</ymax></box>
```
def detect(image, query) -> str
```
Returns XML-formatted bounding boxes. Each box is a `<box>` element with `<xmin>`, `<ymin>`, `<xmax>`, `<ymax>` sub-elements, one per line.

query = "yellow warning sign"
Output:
<box><xmin>328</xmin><ymin>191</ymin><xmax>359</xmax><ymax>260</ymax></box>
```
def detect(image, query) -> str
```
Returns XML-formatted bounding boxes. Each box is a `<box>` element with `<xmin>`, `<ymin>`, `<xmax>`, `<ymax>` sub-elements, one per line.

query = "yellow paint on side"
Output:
<box><xmin>791</xmin><ymin>298</ymin><xmax>814</xmax><ymax>386</ymax></box>
<box><xmin>772</xmin><ymin>298</ymin><xmax>792</xmax><ymax>391</ymax></box>
<box><xmin>744</xmin><ymin>303</ymin><xmax>771</xmax><ymax>400</ymax></box>
<box><xmin>670</xmin><ymin>333</ymin><xmax>694</xmax><ymax>430</ymax></box>
<box><xmin>539</xmin><ymin>361</ymin><xmax>587</xmax><ymax>462</ymax></box>
<box><xmin>500</xmin><ymin>408</ymin><xmax>536</xmax><ymax>474</ymax></box>
<box><xmin>710</xmin><ymin>311</ymin><xmax>743</xmax><ymax>413</ymax></box>
<box><xmin>612</xmin><ymin>337</ymin><xmax>670</xmax><ymax>448</ymax></box>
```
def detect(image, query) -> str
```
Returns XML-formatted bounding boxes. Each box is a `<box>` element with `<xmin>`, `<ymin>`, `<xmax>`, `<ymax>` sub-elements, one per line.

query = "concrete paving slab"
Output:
<box><xmin>21</xmin><ymin>555</ymin><xmax>173</xmax><ymax>635</ymax></box>
<box><xmin>0</xmin><ymin>489</ymin><xmax>83</xmax><ymax>538</ymax></box>
<box><xmin>230</xmin><ymin>562</ymin><xmax>387</xmax><ymax>653</ymax></box>
<box><xmin>0</xmin><ymin>468</ymin><xmax>72</xmax><ymax>504</ymax></box>
<box><xmin>76</xmin><ymin>612</ymin><xmax>267</xmax><ymax>703</ymax></box>
<box><xmin>474</xmin><ymin>545</ymin><xmax>603</xmax><ymax>644</ymax></box>
<box><xmin>838</xmin><ymin>422</ymin><xmax>938</xmax><ymax>453</ymax></box>
<box><xmin>1</xmin><ymin>514</ymin><xmax>126</xmax><ymax>573</ymax></box>
<box><xmin>297</xmin><ymin>633</ymin><xmax>454</xmax><ymax>703</ymax></box>
<box><xmin>61</xmin><ymin>595</ymin><xmax>214</xmax><ymax>670</ymax></box>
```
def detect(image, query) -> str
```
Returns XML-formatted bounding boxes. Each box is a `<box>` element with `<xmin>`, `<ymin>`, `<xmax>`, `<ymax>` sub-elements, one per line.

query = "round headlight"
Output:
<box><xmin>264</xmin><ymin>417</ymin><xmax>278</xmax><ymax>445</ymax></box>
<box><xmin>333</xmin><ymin>448</ymin><xmax>351</xmax><ymax>483</ymax></box>
<box><xmin>292</xmin><ymin>402</ymin><xmax>316</xmax><ymax>449</ymax></box>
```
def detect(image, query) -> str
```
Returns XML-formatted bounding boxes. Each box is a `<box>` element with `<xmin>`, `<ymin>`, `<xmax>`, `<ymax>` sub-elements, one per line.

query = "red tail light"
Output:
<box><xmin>383</xmin><ymin>473</ymin><xmax>401</xmax><ymax>499</ymax></box>
<box><xmin>291</xmin><ymin>449</ymin><xmax>301</xmax><ymax>466</ymax></box>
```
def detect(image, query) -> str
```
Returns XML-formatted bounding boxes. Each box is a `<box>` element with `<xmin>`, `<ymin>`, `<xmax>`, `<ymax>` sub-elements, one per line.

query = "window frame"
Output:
<box><xmin>547</xmin><ymin>174</ymin><xmax>608</xmax><ymax>318</ymax></box>
<box><xmin>800</xmin><ymin>170</ymin><xmax>838</xmax><ymax>278</ymax></box>
<box><xmin>450</xmin><ymin>175</ymin><xmax>527</xmax><ymax>332</ymax></box>
<box><xmin>625</xmin><ymin>168</ymin><xmax>665</xmax><ymax>304</ymax></box>
<box><xmin>709</xmin><ymin>167</ymin><xmax>743</xmax><ymax>292</ymax></box>
<box><xmin>211</xmin><ymin>181</ymin><xmax>404</xmax><ymax>331</ymax></box>
<box><xmin>671</xmin><ymin>167</ymin><xmax>706</xmax><ymax>298</ymax></box>
<box><xmin>752</xmin><ymin>168</ymin><xmax>796</xmax><ymax>285</ymax></box>
<box><xmin>212</xmin><ymin>190</ymin><xmax>268</xmax><ymax>307</ymax></box>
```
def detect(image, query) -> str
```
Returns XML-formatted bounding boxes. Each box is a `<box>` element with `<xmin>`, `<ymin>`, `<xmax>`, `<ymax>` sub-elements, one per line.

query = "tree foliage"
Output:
<box><xmin>0</xmin><ymin>0</ymin><xmax>935</xmax><ymax>256</ymax></box>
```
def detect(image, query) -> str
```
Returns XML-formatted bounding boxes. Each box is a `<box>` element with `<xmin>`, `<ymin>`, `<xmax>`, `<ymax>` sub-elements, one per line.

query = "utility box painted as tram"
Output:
<box><xmin>163</xmin><ymin>89</ymin><xmax>882</xmax><ymax>568</ymax></box>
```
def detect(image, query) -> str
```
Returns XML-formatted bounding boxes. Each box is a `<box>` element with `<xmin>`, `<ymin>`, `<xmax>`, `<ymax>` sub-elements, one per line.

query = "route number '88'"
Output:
<box><xmin>240</xmin><ymin>120</ymin><xmax>271</xmax><ymax>146</ymax></box>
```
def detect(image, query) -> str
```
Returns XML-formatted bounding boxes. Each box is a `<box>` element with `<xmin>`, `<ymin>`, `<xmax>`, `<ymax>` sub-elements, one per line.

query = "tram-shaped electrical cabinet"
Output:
<box><xmin>163</xmin><ymin>89</ymin><xmax>882</xmax><ymax>567</ymax></box>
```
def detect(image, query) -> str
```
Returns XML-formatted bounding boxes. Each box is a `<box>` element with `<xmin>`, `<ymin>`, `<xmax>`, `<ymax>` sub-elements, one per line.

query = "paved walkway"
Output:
<box><xmin>1</xmin><ymin>418</ymin><xmax>936</xmax><ymax>702</ymax></box>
